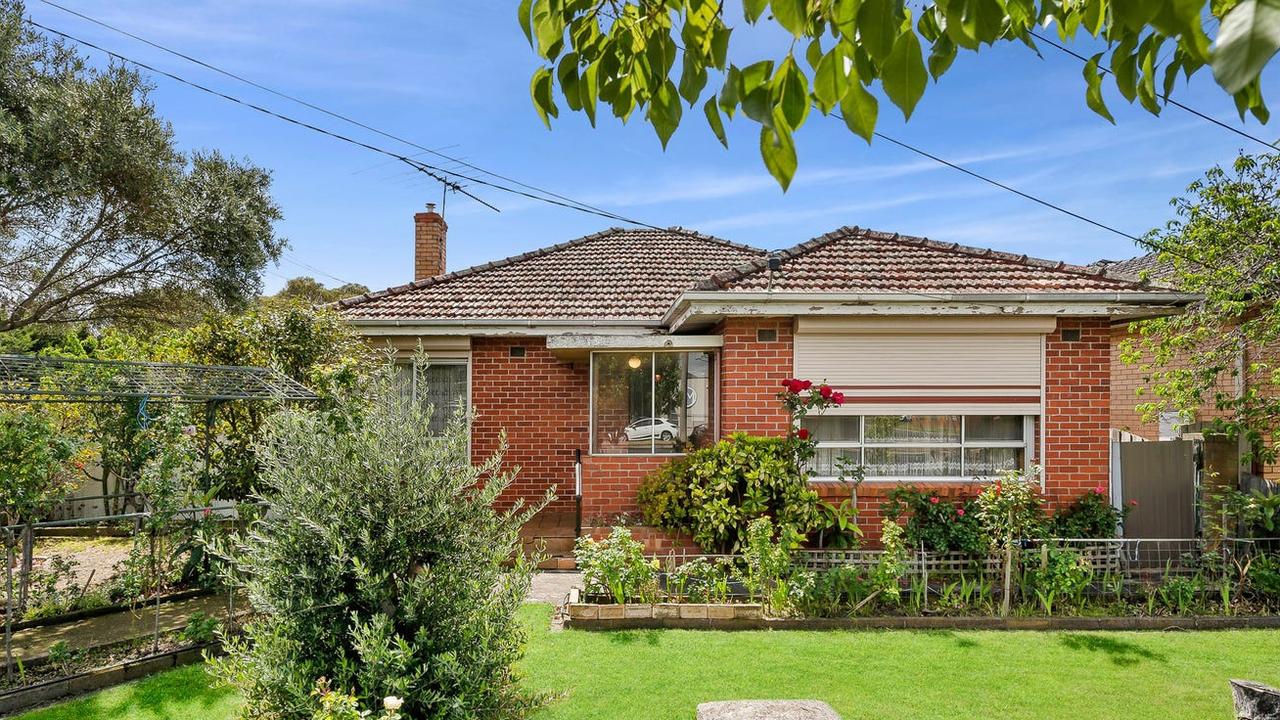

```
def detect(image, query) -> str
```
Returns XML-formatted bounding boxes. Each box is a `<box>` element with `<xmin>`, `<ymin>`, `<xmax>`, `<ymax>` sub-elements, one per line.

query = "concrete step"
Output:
<box><xmin>536</xmin><ymin>556</ymin><xmax>578</xmax><ymax>571</ymax></box>
<box><xmin>523</xmin><ymin>536</ymin><xmax>577</xmax><ymax>556</ymax></box>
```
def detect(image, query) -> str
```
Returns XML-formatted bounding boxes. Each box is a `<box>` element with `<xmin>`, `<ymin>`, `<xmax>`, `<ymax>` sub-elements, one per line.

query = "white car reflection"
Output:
<box><xmin>623</xmin><ymin>417</ymin><xmax>679</xmax><ymax>441</ymax></box>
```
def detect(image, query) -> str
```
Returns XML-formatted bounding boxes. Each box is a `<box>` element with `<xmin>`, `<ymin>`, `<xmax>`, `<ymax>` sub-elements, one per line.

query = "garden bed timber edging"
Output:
<box><xmin>7</xmin><ymin>588</ymin><xmax>217</xmax><ymax>632</ymax></box>
<box><xmin>563</xmin><ymin>606</ymin><xmax>1280</xmax><ymax>631</ymax></box>
<box><xmin>0</xmin><ymin>642</ymin><xmax>221</xmax><ymax>715</ymax></box>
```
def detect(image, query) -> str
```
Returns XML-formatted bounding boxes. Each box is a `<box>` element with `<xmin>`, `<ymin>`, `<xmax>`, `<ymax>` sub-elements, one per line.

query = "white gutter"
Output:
<box><xmin>346</xmin><ymin>317</ymin><xmax>666</xmax><ymax>337</ymax></box>
<box><xmin>662</xmin><ymin>291</ymin><xmax>1199</xmax><ymax>329</ymax></box>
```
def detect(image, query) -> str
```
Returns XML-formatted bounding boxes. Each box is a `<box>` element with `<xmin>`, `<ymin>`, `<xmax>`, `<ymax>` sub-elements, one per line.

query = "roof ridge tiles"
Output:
<box><xmin>336</xmin><ymin>226</ymin><xmax>758</xmax><ymax>310</ymax></box>
<box><xmin>874</xmin><ymin>229</ymin><xmax>1151</xmax><ymax>289</ymax></box>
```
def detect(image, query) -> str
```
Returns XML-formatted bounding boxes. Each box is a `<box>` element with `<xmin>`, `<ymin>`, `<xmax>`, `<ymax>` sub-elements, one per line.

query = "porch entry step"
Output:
<box><xmin>536</xmin><ymin>556</ymin><xmax>577</xmax><ymax>571</ymax></box>
<box><xmin>697</xmin><ymin>700</ymin><xmax>841</xmax><ymax>719</ymax></box>
<box><xmin>522</xmin><ymin>536</ymin><xmax>577</xmax><ymax>556</ymax></box>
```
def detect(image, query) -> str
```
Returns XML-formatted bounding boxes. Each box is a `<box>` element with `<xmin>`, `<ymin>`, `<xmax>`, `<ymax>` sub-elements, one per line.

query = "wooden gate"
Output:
<box><xmin>1114</xmin><ymin>439</ymin><xmax>1198</xmax><ymax>538</ymax></box>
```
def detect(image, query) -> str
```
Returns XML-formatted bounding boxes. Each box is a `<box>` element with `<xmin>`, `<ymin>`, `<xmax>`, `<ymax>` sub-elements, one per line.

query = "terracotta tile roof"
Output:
<box><xmin>1095</xmin><ymin>252</ymin><xmax>1176</xmax><ymax>283</ymax></box>
<box><xmin>700</xmin><ymin>226</ymin><xmax>1156</xmax><ymax>294</ymax></box>
<box><xmin>337</xmin><ymin>227</ymin><xmax>764</xmax><ymax>322</ymax></box>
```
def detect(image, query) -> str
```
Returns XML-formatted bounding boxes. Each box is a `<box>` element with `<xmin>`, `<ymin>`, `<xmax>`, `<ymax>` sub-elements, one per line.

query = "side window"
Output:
<box><xmin>398</xmin><ymin>360</ymin><xmax>468</xmax><ymax>434</ymax></box>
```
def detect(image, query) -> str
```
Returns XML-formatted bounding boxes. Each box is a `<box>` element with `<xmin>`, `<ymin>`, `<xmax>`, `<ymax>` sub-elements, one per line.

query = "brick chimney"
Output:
<box><xmin>414</xmin><ymin>203</ymin><xmax>447</xmax><ymax>280</ymax></box>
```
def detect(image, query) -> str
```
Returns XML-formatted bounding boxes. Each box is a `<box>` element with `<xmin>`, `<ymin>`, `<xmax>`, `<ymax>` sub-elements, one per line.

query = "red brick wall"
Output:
<box><xmin>719</xmin><ymin>317</ymin><xmax>794</xmax><ymax>436</ymax></box>
<box><xmin>470</xmin><ymin>337</ymin><xmax>585</xmax><ymax>513</ymax></box>
<box><xmin>1042</xmin><ymin>318</ymin><xmax>1112</xmax><ymax>510</ymax></box>
<box><xmin>580</xmin><ymin>454</ymin><xmax>672</xmax><ymax>523</ymax></box>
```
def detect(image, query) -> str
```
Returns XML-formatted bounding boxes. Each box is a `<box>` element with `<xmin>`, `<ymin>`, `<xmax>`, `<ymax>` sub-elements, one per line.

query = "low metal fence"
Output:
<box><xmin>0</xmin><ymin>501</ymin><xmax>263</xmax><ymax>686</ymax></box>
<box><xmin>646</xmin><ymin>537</ymin><xmax>1280</xmax><ymax>587</ymax></box>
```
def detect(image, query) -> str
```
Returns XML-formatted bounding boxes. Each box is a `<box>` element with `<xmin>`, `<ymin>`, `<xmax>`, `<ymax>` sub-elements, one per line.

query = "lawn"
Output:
<box><xmin>19</xmin><ymin>604</ymin><xmax>1280</xmax><ymax>720</ymax></box>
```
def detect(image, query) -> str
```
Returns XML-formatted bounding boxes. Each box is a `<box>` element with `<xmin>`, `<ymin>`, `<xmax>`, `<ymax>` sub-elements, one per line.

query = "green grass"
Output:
<box><xmin>16</xmin><ymin>664</ymin><xmax>239</xmax><ymax>720</ymax></box>
<box><xmin>18</xmin><ymin>604</ymin><xmax>1280</xmax><ymax>720</ymax></box>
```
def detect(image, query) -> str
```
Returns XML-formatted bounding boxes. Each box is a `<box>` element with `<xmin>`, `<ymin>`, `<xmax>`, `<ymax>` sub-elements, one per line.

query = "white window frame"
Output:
<box><xmin>807</xmin><ymin>414</ymin><xmax>1035</xmax><ymax>482</ymax></box>
<box><xmin>397</xmin><ymin>356</ymin><xmax>471</xmax><ymax>434</ymax></box>
<box><xmin>588</xmin><ymin>350</ymin><xmax>718</xmax><ymax>457</ymax></box>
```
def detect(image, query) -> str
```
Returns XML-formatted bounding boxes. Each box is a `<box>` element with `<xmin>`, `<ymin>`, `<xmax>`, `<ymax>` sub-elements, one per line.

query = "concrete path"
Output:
<box><xmin>528</xmin><ymin>571</ymin><xmax>580</xmax><ymax>605</ymax></box>
<box><xmin>4</xmin><ymin>593</ymin><xmax>233</xmax><ymax>663</ymax></box>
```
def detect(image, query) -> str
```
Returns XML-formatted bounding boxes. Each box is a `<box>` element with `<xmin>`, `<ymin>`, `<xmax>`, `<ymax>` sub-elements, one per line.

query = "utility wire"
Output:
<box><xmin>1029</xmin><ymin>29</ymin><xmax>1277</xmax><ymax>151</ymax></box>
<box><xmin>35</xmin><ymin>0</ymin><xmax>637</xmax><ymax>224</ymax></box>
<box><xmin>32</xmin><ymin>9</ymin><xmax>1188</xmax><ymax>268</ymax></box>
<box><xmin>23</xmin><ymin>18</ymin><xmax>503</xmax><ymax>212</ymax></box>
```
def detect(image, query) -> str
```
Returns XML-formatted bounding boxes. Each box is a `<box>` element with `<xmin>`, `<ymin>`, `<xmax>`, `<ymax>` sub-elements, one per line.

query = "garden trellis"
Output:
<box><xmin>0</xmin><ymin>353</ymin><xmax>319</xmax><ymax>684</ymax></box>
<box><xmin>0</xmin><ymin>354</ymin><xmax>318</xmax><ymax>404</ymax></box>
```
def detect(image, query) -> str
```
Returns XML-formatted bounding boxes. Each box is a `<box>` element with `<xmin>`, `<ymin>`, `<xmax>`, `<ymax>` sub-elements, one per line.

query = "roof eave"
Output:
<box><xmin>662</xmin><ymin>291</ymin><xmax>1200</xmax><ymax>330</ymax></box>
<box><xmin>346</xmin><ymin>317</ymin><xmax>667</xmax><ymax>337</ymax></box>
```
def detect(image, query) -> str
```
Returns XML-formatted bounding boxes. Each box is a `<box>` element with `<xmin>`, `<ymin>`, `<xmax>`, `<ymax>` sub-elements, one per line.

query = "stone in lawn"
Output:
<box><xmin>696</xmin><ymin>700</ymin><xmax>841</xmax><ymax>719</ymax></box>
<box><xmin>1230</xmin><ymin>679</ymin><xmax>1280</xmax><ymax>720</ymax></box>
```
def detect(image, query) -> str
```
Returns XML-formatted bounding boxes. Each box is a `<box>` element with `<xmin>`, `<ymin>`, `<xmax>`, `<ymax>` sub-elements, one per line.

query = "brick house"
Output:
<box><xmin>337</xmin><ymin>208</ymin><xmax>1192</xmax><ymax>548</ymax></box>
<box><xmin>1101</xmin><ymin>253</ymin><xmax>1273</xmax><ymax>481</ymax></box>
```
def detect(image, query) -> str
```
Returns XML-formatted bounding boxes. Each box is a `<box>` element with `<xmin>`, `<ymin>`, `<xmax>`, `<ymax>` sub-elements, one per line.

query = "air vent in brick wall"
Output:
<box><xmin>1061</xmin><ymin>328</ymin><xmax>1082</xmax><ymax>342</ymax></box>
<box><xmin>509</xmin><ymin>346</ymin><xmax>526</xmax><ymax>358</ymax></box>
<box><xmin>756</xmin><ymin>328</ymin><xmax>778</xmax><ymax>342</ymax></box>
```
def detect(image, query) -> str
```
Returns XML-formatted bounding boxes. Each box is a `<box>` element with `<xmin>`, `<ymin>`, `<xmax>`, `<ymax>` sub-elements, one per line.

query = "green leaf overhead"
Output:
<box><xmin>518</xmin><ymin>0</ymin><xmax>1272</xmax><ymax>190</ymax></box>
<box><xmin>882</xmin><ymin>29</ymin><xmax>928</xmax><ymax>119</ymax></box>
<box><xmin>1213</xmin><ymin>0</ymin><xmax>1280</xmax><ymax>93</ymax></box>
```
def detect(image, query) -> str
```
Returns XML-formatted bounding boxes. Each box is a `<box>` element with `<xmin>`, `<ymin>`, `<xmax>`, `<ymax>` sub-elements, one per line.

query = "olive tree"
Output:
<box><xmin>210</xmin><ymin>360</ymin><xmax>547</xmax><ymax>719</ymax></box>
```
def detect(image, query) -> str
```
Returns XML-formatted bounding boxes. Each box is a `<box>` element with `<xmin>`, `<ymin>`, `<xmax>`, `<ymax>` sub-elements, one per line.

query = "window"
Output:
<box><xmin>591</xmin><ymin>351</ymin><xmax>715</xmax><ymax>454</ymax></box>
<box><xmin>801</xmin><ymin>414</ymin><xmax>1031</xmax><ymax>480</ymax></box>
<box><xmin>396</xmin><ymin>359</ymin><xmax>468</xmax><ymax>434</ymax></box>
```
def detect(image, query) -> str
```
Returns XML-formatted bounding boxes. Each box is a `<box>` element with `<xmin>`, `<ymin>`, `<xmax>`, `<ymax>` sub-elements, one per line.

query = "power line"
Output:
<box><xmin>1029</xmin><ymin>29</ymin><xmax>1276</xmax><ymax>151</ymax></box>
<box><xmin>31</xmin><ymin>9</ymin><xmax>1186</xmax><ymax>268</ymax></box>
<box><xmin>35</xmin><ymin>0</ymin><xmax>637</xmax><ymax>224</ymax></box>
<box><xmin>23</xmin><ymin>18</ymin><xmax>503</xmax><ymax>213</ymax></box>
<box><xmin>827</xmin><ymin>111</ymin><xmax>1143</xmax><ymax>242</ymax></box>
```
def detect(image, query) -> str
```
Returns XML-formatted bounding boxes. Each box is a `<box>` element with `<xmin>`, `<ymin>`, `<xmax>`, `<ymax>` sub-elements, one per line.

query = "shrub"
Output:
<box><xmin>882</xmin><ymin>487</ymin><xmax>986</xmax><ymax>554</ymax></box>
<box><xmin>1025</xmin><ymin>546</ymin><xmax>1093</xmax><ymax>615</ymax></box>
<box><xmin>872</xmin><ymin>520</ymin><xmax>910</xmax><ymax>605</ymax></box>
<box><xmin>1246</xmin><ymin>552</ymin><xmax>1280</xmax><ymax>603</ymax></box>
<box><xmin>181</xmin><ymin>611</ymin><xmax>220</xmax><ymax>645</ymax></box>
<box><xmin>209</xmin><ymin>359</ymin><xmax>543</xmax><ymax>720</ymax></box>
<box><xmin>665</xmin><ymin>557</ymin><xmax>733</xmax><ymax>603</ymax></box>
<box><xmin>574</xmin><ymin>527</ymin><xmax>658</xmax><ymax>604</ymax></box>
<box><xmin>740</xmin><ymin>516</ymin><xmax>813</xmax><ymax>616</ymax></box>
<box><xmin>636</xmin><ymin>433</ymin><xmax>821</xmax><ymax>553</ymax></box>
<box><xmin>1048</xmin><ymin>487</ymin><xmax>1128</xmax><ymax>538</ymax></box>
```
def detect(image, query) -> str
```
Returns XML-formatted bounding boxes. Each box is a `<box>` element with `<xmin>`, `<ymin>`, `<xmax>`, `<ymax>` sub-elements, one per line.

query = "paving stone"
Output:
<box><xmin>697</xmin><ymin>700</ymin><xmax>841</xmax><ymax>719</ymax></box>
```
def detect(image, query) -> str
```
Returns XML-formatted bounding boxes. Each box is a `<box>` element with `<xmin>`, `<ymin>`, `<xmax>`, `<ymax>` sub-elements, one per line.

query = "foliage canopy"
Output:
<box><xmin>520</xmin><ymin>0</ymin><xmax>1274</xmax><ymax>189</ymax></box>
<box><xmin>0</xmin><ymin>1</ymin><xmax>285</xmax><ymax>331</ymax></box>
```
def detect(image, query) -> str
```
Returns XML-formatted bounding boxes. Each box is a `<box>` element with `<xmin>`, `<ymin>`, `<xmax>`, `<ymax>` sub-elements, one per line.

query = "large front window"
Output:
<box><xmin>802</xmin><ymin>414</ymin><xmax>1031</xmax><ymax>480</ymax></box>
<box><xmin>591</xmin><ymin>351</ymin><xmax>715</xmax><ymax>454</ymax></box>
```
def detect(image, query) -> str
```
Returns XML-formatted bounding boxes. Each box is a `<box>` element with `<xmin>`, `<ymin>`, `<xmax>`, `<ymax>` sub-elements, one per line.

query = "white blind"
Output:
<box><xmin>793</xmin><ymin>333</ymin><xmax>1042</xmax><ymax>387</ymax></box>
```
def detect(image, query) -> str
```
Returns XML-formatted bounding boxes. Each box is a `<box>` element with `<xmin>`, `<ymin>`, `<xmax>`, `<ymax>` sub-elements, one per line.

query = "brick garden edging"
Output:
<box><xmin>0</xmin><ymin>642</ymin><xmax>219</xmax><ymax>716</ymax></box>
<box><xmin>564</xmin><ymin>605</ymin><xmax>1280</xmax><ymax>632</ymax></box>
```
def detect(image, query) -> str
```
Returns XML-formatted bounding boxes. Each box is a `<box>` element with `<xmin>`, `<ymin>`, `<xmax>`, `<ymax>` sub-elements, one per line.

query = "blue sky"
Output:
<box><xmin>28</xmin><ymin>1</ymin><xmax>1279</xmax><ymax>294</ymax></box>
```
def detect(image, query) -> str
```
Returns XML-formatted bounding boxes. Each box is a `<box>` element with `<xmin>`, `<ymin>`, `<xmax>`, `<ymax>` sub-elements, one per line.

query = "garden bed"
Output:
<box><xmin>0</xmin><ymin>633</ymin><xmax>220</xmax><ymax>715</ymax></box>
<box><xmin>563</xmin><ymin>601</ymin><xmax>1280</xmax><ymax>631</ymax></box>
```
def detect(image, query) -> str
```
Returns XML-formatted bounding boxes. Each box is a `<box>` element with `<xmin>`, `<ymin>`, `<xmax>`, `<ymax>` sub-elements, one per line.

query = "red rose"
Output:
<box><xmin>831</xmin><ymin>391</ymin><xmax>845</xmax><ymax>405</ymax></box>
<box><xmin>956</xmin><ymin>508</ymin><xmax>965</xmax><ymax>517</ymax></box>
<box><xmin>819</xmin><ymin>384</ymin><xmax>833</xmax><ymax>399</ymax></box>
<box><xmin>1094</xmin><ymin>485</ymin><xmax>1106</xmax><ymax>494</ymax></box>
<box><xmin>799</xmin><ymin>379</ymin><xmax>812</xmax><ymax>390</ymax></box>
<box><xmin>1128</xmin><ymin>499</ymin><xmax>1139</xmax><ymax>507</ymax></box>
<box><xmin>796</xmin><ymin>428</ymin><xmax>810</xmax><ymax>440</ymax></box>
<box><xmin>781</xmin><ymin>379</ymin><xmax>791</xmax><ymax>388</ymax></box>
<box><xmin>929</xmin><ymin>496</ymin><xmax>940</xmax><ymax>504</ymax></box>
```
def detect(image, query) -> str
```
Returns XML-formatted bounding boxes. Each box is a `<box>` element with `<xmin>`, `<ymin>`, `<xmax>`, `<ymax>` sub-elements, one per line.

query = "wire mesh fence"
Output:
<box><xmin>0</xmin><ymin>502</ymin><xmax>261</xmax><ymax>685</ymax></box>
<box><xmin>642</xmin><ymin>536</ymin><xmax>1280</xmax><ymax>591</ymax></box>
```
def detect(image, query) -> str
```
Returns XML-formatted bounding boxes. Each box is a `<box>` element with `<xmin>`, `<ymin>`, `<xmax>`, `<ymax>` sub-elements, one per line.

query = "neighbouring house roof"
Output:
<box><xmin>337</xmin><ymin>228</ymin><xmax>764</xmax><ymax>323</ymax></box>
<box><xmin>1094</xmin><ymin>252</ymin><xmax>1176</xmax><ymax>283</ymax></box>
<box><xmin>700</xmin><ymin>227</ymin><xmax>1157</xmax><ymax>294</ymax></box>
